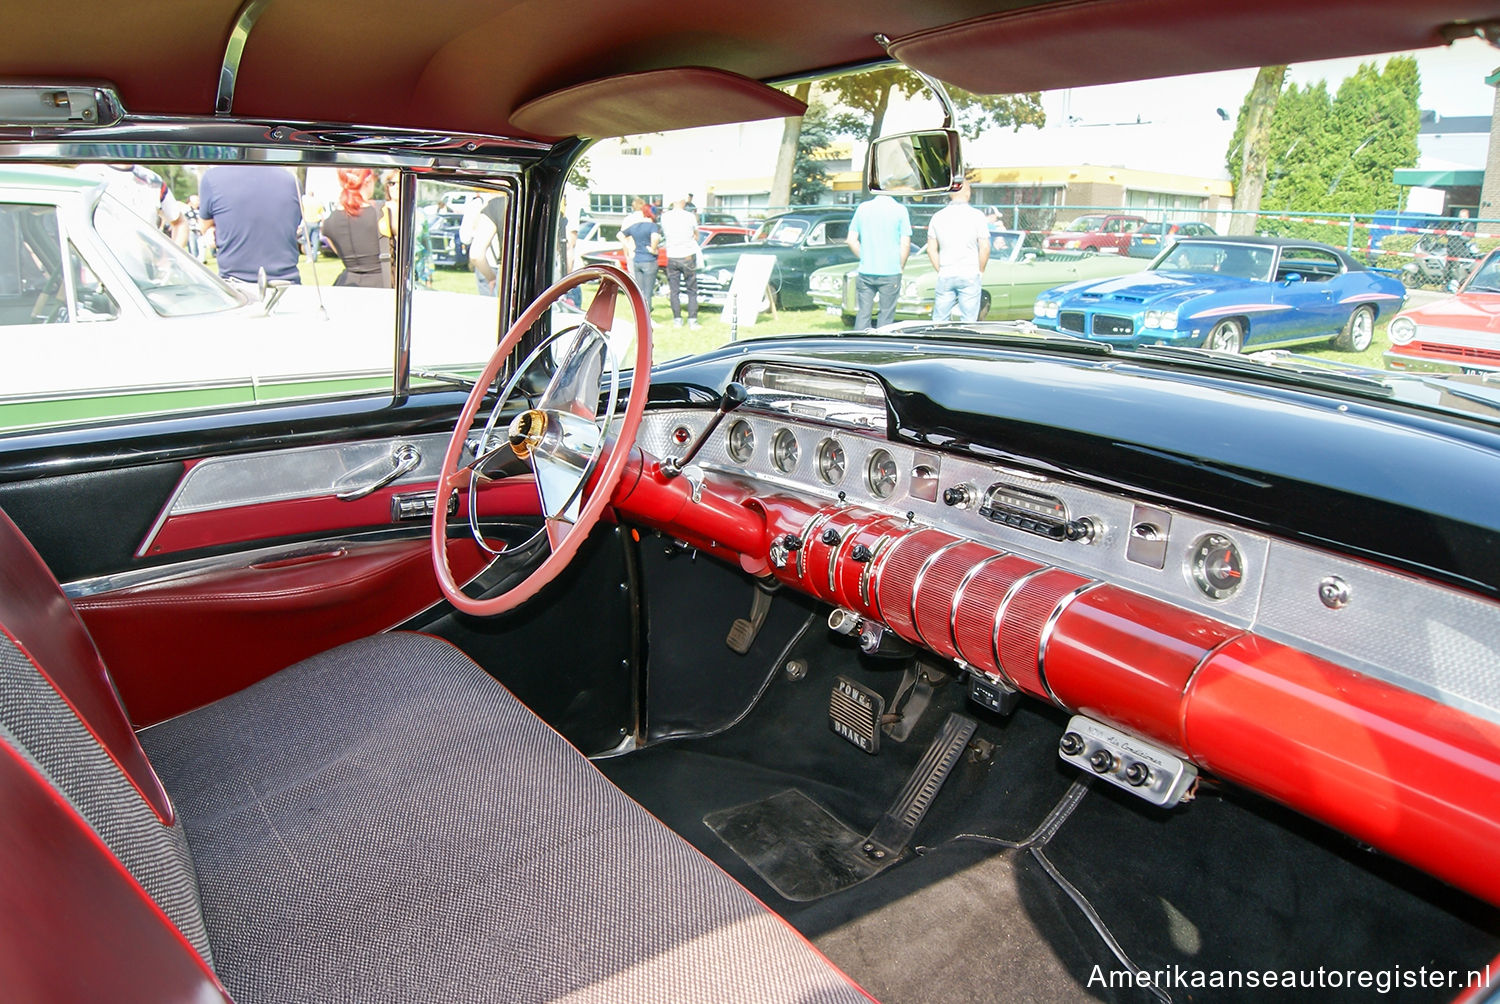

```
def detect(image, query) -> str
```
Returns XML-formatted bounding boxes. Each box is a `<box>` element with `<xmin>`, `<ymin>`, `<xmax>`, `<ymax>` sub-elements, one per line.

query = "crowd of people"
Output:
<box><xmin>82</xmin><ymin>163</ymin><xmax>461</xmax><ymax>295</ymax></box>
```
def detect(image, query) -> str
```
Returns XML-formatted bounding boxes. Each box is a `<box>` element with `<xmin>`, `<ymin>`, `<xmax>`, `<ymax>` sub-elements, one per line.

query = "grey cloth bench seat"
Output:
<box><xmin>136</xmin><ymin>632</ymin><xmax>870</xmax><ymax>1003</ymax></box>
<box><xmin>0</xmin><ymin>503</ymin><xmax>868</xmax><ymax>1003</ymax></box>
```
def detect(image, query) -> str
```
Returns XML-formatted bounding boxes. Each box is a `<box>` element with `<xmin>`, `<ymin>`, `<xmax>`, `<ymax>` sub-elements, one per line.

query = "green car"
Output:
<box><xmin>808</xmin><ymin>229</ymin><xmax>1146</xmax><ymax>325</ymax></box>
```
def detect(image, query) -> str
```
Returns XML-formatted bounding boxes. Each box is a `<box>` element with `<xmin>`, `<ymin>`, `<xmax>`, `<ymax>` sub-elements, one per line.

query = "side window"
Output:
<box><xmin>1279</xmin><ymin>248</ymin><xmax>1342</xmax><ymax>282</ymax></box>
<box><xmin>823</xmin><ymin>221</ymin><xmax>850</xmax><ymax>243</ymax></box>
<box><xmin>0</xmin><ymin>203</ymin><xmax>65</xmax><ymax>326</ymax></box>
<box><xmin>0</xmin><ymin>161</ymin><xmax>523</xmax><ymax>436</ymax></box>
<box><xmin>806</xmin><ymin>222</ymin><xmax>827</xmax><ymax>247</ymax></box>
<box><xmin>407</xmin><ymin>178</ymin><xmax>507</xmax><ymax>387</ymax></box>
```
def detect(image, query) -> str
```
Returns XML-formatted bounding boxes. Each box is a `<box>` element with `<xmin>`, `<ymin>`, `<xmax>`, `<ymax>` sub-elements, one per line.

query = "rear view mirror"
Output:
<box><xmin>866</xmin><ymin>129</ymin><xmax>961</xmax><ymax>195</ymax></box>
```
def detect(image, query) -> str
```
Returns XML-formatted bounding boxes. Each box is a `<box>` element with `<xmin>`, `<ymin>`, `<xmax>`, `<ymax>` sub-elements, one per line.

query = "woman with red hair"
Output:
<box><xmin>321</xmin><ymin>167</ymin><xmax>391</xmax><ymax>288</ymax></box>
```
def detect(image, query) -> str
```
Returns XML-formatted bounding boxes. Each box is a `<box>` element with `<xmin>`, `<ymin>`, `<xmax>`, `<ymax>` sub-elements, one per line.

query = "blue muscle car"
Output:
<box><xmin>1033</xmin><ymin>236</ymin><xmax>1406</xmax><ymax>352</ymax></box>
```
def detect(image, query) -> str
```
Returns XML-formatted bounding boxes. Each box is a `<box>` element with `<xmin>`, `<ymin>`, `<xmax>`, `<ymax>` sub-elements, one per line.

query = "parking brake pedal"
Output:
<box><xmin>725</xmin><ymin>585</ymin><xmax>774</xmax><ymax>654</ymax></box>
<box><xmin>861</xmin><ymin>712</ymin><xmax>978</xmax><ymax>861</ymax></box>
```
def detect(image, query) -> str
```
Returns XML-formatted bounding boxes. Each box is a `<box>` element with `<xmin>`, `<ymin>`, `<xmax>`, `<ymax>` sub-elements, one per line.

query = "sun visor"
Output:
<box><xmin>887</xmin><ymin>0</ymin><xmax>1479</xmax><ymax>95</ymax></box>
<box><xmin>511</xmin><ymin>67</ymin><xmax>807</xmax><ymax>139</ymax></box>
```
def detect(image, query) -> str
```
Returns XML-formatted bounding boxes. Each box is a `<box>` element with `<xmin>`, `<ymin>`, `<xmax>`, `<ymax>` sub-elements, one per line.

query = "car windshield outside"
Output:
<box><xmin>1465</xmin><ymin>253</ymin><xmax>1500</xmax><ymax>292</ymax></box>
<box><xmin>1062</xmin><ymin>214</ymin><xmax>1106</xmax><ymax>232</ymax></box>
<box><xmin>754</xmin><ymin>217</ymin><xmax>810</xmax><ymax>245</ymax></box>
<box><xmin>1155</xmin><ymin>240</ymin><xmax>1276</xmax><ymax>281</ymax></box>
<box><xmin>94</xmin><ymin>197</ymin><xmax>244</xmax><ymax>316</ymax></box>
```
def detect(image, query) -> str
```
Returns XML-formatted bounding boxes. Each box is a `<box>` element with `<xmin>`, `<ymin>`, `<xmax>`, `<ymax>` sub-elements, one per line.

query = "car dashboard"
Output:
<box><xmin>615</xmin><ymin>344</ymin><xmax>1500</xmax><ymax>909</ymax></box>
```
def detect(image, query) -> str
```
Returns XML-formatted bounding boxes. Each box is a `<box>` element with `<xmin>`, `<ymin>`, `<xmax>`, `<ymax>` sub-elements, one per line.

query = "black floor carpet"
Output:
<box><xmin>598</xmin><ymin>628</ymin><xmax>1500</xmax><ymax>1004</ymax></box>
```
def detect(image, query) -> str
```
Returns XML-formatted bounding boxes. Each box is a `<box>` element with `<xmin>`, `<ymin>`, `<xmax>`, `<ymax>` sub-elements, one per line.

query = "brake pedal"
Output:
<box><xmin>861</xmin><ymin>712</ymin><xmax>978</xmax><ymax>860</ymax></box>
<box><xmin>726</xmin><ymin>584</ymin><xmax>774</xmax><ymax>654</ymax></box>
<box><xmin>829</xmin><ymin>676</ymin><xmax>884</xmax><ymax>754</ymax></box>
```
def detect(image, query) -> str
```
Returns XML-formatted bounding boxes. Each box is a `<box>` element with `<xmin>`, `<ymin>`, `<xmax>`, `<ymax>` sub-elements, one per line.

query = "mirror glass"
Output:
<box><xmin>866</xmin><ymin>129</ymin><xmax>960</xmax><ymax>195</ymax></box>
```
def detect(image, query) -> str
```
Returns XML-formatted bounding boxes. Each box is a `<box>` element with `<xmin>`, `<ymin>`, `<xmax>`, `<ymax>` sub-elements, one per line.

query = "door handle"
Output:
<box><xmin>336</xmin><ymin>444</ymin><xmax>421</xmax><ymax>501</ymax></box>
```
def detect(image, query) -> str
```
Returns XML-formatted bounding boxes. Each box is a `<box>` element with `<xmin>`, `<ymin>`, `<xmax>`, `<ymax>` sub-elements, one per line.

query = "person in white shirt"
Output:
<box><xmin>77</xmin><ymin>163</ymin><xmax>188</xmax><ymax>246</ymax></box>
<box><xmin>926</xmin><ymin>179</ymin><xmax>991</xmax><ymax>322</ymax></box>
<box><xmin>659</xmin><ymin>195</ymin><xmax>701</xmax><ymax>327</ymax></box>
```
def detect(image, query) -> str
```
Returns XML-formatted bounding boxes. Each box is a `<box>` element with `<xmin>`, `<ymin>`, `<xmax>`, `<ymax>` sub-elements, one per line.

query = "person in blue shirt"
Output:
<box><xmin>846</xmin><ymin>193</ymin><xmax>911</xmax><ymax>328</ymax></box>
<box><xmin>198</xmin><ymin>165</ymin><xmax>303</xmax><ymax>284</ymax></box>
<box><xmin>620</xmin><ymin>197</ymin><xmax>661</xmax><ymax>311</ymax></box>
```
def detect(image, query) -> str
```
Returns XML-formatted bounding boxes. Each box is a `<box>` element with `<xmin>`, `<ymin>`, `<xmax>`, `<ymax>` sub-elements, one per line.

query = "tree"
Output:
<box><xmin>789</xmin><ymin>101</ymin><xmax>835</xmax><ymax>205</ymax></box>
<box><xmin>822</xmin><ymin>69</ymin><xmax>1045</xmax><ymax>145</ymax></box>
<box><xmin>1228</xmin><ymin>57</ymin><xmax>1422</xmax><ymax>234</ymax></box>
<box><xmin>1225</xmin><ymin>66</ymin><xmax>1286</xmax><ymax>235</ymax></box>
<box><xmin>768</xmin><ymin>82</ymin><xmax>812</xmax><ymax>210</ymax></box>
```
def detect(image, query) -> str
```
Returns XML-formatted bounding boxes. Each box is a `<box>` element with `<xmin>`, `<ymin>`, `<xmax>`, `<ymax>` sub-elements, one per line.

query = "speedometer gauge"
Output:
<box><xmin>816</xmin><ymin>439</ymin><xmax>846</xmax><ymax>485</ymax></box>
<box><xmin>725</xmin><ymin>420</ymin><xmax>754</xmax><ymax>463</ymax></box>
<box><xmin>1189</xmin><ymin>533</ymin><xmax>1243</xmax><ymax>600</ymax></box>
<box><xmin>866</xmin><ymin>449</ymin><xmax>898</xmax><ymax>499</ymax></box>
<box><xmin>771</xmin><ymin>429</ymin><xmax>799</xmax><ymax>472</ymax></box>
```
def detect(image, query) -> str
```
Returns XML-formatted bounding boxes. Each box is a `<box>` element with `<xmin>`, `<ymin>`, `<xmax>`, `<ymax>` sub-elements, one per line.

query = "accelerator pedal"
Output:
<box><xmin>860</xmin><ymin>712</ymin><xmax>978</xmax><ymax>862</ymax></box>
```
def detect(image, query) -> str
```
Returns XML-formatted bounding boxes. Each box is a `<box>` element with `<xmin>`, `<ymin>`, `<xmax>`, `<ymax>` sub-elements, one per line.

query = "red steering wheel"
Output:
<box><xmin>430</xmin><ymin>264</ymin><xmax>650</xmax><ymax>616</ymax></box>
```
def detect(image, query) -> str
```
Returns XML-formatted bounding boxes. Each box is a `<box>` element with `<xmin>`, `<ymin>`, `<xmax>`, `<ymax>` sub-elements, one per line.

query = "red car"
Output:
<box><xmin>1386</xmin><ymin>248</ymin><xmax>1500</xmax><ymax>373</ymax></box>
<box><xmin>1043</xmin><ymin>212</ymin><xmax>1148</xmax><ymax>254</ymax></box>
<box><xmin>583</xmin><ymin>223</ymin><xmax>753</xmax><ymax>269</ymax></box>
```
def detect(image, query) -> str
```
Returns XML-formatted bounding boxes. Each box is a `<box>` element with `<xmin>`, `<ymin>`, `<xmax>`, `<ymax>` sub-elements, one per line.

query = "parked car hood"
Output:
<box><xmin>1401</xmin><ymin>292</ymin><xmax>1500</xmax><ymax>333</ymax></box>
<box><xmin>1056</xmin><ymin>270</ymin><xmax>1256</xmax><ymax>304</ymax></box>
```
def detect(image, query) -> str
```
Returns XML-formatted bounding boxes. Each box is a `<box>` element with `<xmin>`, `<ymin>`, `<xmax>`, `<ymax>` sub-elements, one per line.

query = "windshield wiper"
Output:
<box><xmin>1132</xmin><ymin>345</ymin><xmax>1394</xmax><ymax>396</ymax></box>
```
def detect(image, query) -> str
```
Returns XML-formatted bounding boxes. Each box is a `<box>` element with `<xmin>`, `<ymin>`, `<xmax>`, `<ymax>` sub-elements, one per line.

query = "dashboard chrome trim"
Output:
<box><xmin>908</xmin><ymin>539</ymin><xmax>967</xmax><ymax>652</ymax></box>
<box><xmin>1038</xmin><ymin>580</ymin><xmax>1106</xmax><ymax>706</ymax></box>
<box><xmin>950</xmin><ymin>552</ymin><xmax>1000</xmax><ymax>659</ymax></box>
<box><xmin>992</xmin><ymin>566</ymin><xmax>1048</xmax><ymax>692</ymax></box>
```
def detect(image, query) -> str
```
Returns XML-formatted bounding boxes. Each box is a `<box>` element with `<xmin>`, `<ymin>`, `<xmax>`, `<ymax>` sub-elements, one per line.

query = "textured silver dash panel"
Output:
<box><xmin>1259</xmin><ymin>546</ymin><xmax>1500</xmax><ymax>724</ymax></box>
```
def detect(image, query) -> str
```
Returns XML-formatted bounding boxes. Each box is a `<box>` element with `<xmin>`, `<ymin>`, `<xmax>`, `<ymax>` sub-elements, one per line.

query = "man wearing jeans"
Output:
<box><xmin>847</xmin><ymin>193</ymin><xmax>911</xmax><ymax>328</ymax></box>
<box><xmin>660</xmin><ymin>195</ymin><xmax>700</xmax><ymax>327</ymax></box>
<box><xmin>927</xmin><ymin>179</ymin><xmax>991</xmax><ymax>322</ymax></box>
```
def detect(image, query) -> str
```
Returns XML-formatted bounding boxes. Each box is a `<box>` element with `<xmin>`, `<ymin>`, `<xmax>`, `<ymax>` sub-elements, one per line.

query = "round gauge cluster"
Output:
<box><xmin>816</xmin><ymin>438</ymin><xmax>847</xmax><ymax>485</ymax></box>
<box><xmin>772</xmin><ymin>428</ymin><xmax>799</xmax><ymax>472</ymax></box>
<box><xmin>1189</xmin><ymin>533</ymin><xmax>1243</xmax><ymax>600</ymax></box>
<box><xmin>711</xmin><ymin>421</ymin><xmax>902</xmax><ymax>503</ymax></box>
<box><xmin>866</xmin><ymin>449</ymin><xmax>898</xmax><ymax>499</ymax></box>
<box><xmin>726</xmin><ymin>420</ymin><xmax>755</xmax><ymax>463</ymax></box>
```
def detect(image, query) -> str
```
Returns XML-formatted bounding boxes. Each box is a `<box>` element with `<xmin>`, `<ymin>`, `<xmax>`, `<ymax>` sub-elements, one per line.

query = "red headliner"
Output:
<box><xmin>0</xmin><ymin>0</ymin><xmax>1491</xmax><ymax>140</ymax></box>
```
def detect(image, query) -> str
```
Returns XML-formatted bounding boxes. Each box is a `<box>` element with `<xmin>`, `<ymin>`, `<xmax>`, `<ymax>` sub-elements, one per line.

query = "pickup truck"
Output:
<box><xmin>1042</xmin><ymin>213</ymin><xmax>1148</xmax><ymax>254</ymax></box>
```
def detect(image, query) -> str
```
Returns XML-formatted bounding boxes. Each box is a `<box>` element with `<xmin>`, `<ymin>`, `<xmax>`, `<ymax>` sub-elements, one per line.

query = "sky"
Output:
<box><xmin>1047</xmin><ymin>37</ymin><xmax>1499</xmax><ymax>129</ymax></box>
<box><xmin>876</xmin><ymin>37</ymin><xmax>1500</xmax><ymax>180</ymax></box>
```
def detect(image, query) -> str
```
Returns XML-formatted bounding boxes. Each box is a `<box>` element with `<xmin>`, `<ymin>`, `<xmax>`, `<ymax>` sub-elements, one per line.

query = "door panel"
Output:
<box><xmin>3</xmin><ymin>423</ymin><xmax>546</xmax><ymax>726</ymax></box>
<box><xmin>74</xmin><ymin>536</ymin><xmax>491</xmax><ymax>726</ymax></box>
<box><xmin>137</xmin><ymin>432</ymin><xmax>540</xmax><ymax>556</ymax></box>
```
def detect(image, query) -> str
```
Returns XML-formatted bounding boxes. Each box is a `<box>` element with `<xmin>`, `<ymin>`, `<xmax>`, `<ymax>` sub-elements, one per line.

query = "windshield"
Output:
<box><xmin>1464</xmin><ymin>253</ymin><xmax>1500</xmax><ymax>293</ymax></box>
<box><xmin>542</xmin><ymin>38</ymin><xmax>1500</xmax><ymax>431</ymax></box>
<box><xmin>754</xmin><ymin>218</ymin><xmax>809</xmax><ymax>246</ymax></box>
<box><xmin>94</xmin><ymin>197</ymin><xmax>243</xmax><ymax>316</ymax></box>
<box><xmin>1154</xmin><ymin>241</ymin><xmax>1275</xmax><ymax>281</ymax></box>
